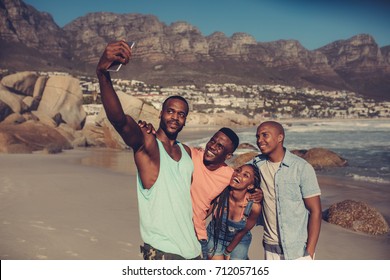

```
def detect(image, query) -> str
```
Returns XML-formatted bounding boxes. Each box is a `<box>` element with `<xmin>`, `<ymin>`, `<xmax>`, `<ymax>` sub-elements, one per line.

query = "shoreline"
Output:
<box><xmin>183</xmin><ymin>117</ymin><xmax>390</xmax><ymax>129</ymax></box>
<box><xmin>1</xmin><ymin>148</ymin><xmax>389</xmax><ymax>260</ymax></box>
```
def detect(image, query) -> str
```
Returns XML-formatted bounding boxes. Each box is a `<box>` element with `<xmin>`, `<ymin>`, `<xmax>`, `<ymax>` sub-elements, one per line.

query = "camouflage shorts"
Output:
<box><xmin>140</xmin><ymin>243</ymin><xmax>200</xmax><ymax>260</ymax></box>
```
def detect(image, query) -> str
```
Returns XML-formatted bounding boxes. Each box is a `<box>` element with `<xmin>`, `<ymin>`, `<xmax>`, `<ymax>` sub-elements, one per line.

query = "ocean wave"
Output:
<box><xmin>284</xmin><ymin>120</ymin><xmax>390</xmax><ymax>133</ymax></box>
<box><xmin>347</xmin><ymin>173</ymin><xmax>390</xmax><ymax>184</ymax></box>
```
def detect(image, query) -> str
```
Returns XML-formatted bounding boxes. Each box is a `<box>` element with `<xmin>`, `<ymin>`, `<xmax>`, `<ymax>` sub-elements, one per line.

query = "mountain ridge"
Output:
<box><xmin>1</xmin><ymin>0</ymin><xmax>389</xmax><ymax>100</ymax></box>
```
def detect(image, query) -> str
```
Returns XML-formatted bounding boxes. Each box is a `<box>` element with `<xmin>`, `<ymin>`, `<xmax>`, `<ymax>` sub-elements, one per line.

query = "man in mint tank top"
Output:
<box><xmin>96</xmin><ymin>41</ymin><xmax>201</xmax><ymax>260</ymax></box>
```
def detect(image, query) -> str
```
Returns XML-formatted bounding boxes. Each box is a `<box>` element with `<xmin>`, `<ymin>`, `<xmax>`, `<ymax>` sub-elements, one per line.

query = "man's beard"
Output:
<box><xmin>160</xmin><ymin>119</ymin><xmax>183</xmax><ymax>140</ymax></box>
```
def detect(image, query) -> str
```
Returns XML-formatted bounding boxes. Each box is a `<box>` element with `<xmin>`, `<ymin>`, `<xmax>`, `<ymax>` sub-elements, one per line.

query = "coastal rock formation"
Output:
<box><xmin>37</xmin><ymin>75</ymin><xmax>86</xmax><ymax>130</ymax></box>
<box><xmin>95</xmin><ymin>91</ymin><xmax>160</xmax><ymax>149</ymax></box>
<box><xmin>0</xmin><ymin>121</ymin><xmax>72</xmax><ymax>153</ymax></box>
<box><xmin>0</xmin><ymin>71</ymin><xmax>257</xmax><ymax>151</ymax></box>
<box><xmin>0</xmin><ymin>72</ymin><xmax>86</xmax><ymax>129</ymax></box>
<box><xmin>230</xmin><ymin>151</ymin><xmax>259</xmax><ymax>168</ymax></box>
<box><xmin>325</xmin><ymin>200</ymin><xmax>390</xmax><ymax>235</ymax></box>
<box><xmin>0</xmin><ymin>71</ymin><xmax>89</xmax><ymax>153</ymax></box>
<box><xmin>237</xmin><ymin>143</ymin><xmax>258</xmax><ymax>150</ymax></box>
<box><xmin>187</xmin><ymin>112</ymin><xmax>255</xmax><ymax>126</ymax></box>
<box><xmin>291</xmin><ymin>147</ymin><xmax>347</xmax><ymax>170</ymax></box>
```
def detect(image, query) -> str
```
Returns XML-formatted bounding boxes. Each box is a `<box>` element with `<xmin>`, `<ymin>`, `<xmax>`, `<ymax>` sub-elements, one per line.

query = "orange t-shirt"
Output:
<box><xmin>190</xmin><ymin>147</ymin><xmax>234</xmax><ymax>240</ymax></box>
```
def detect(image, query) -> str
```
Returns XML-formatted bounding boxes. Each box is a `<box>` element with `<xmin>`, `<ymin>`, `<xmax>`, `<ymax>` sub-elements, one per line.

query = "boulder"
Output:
<box><xmin>2</xmin><ymin>113</ymin><xmax>26</xmax><ymax>125</ymax></box>
<box><xmin>187</xmin><ymin>112</ymin><xmax>254</xmax><ymax>126</ymax></box>
<box><xmin>0</xmin><ymin>121</ymin><xmax>72</xmax><ymax>153</ymax></box>
<box><xmin>32</xmin><ymin>75</ymin><xmax>49</xmax><ymax>98</ymax></box>
<box><xmin>22</xmin><ymin>96</ymin><xmax>41</xmax><ymax>111</ymax></box>
<box><xmin>37</xmin><ymin>75</ymin><xmax>86</xmax><ymax>130</ymax></box>
<box><xmin>31</xmin><ymin>110</ymin><xmax>58</xmax><ymax>127</ymax></box>
<box><xmin>230</xmin><ymin>151</ymin><xmax>259</xmax><ymax>168</ymax></box>
<box><xmin>325</xmin><ymin>200</ymin><xmax>389</xmax><ymax>235</ymax></box>
<box><xmin>1</xmin><ymin>71</ymin><xmax>38</xmax><ymax>96</ymax></box>
<box><xmin>0</xmin><ymin>131</ymin><xmax>33</xmax><ymax>153</ymax></box>
<box><xmin>80</xmin><ymin>123</ymin><xmax>107</xmax><ymax>147</ymax></box>
<box><xmin>237</xmin><ymin>143</ymin><xmax>258</xmax><ymax>150</ymax></box>
<box><xmin>291</xmin><ymin>147</ymin><xmax>347</xmax><ymax>170</ymax></box>
<box><xmin>0</xmin><ymin>84</ymin><xmax>27</xmax><ymax>114</ymax></box>
<box><xmin>95</xmin><ymin>91</ymin><xmax>159</xmax><ymax>149</ymax></box>
<box><xmin>0</xmin><ymin>100</ymin><xmax>13</xmax><ymax>122</ymax></box>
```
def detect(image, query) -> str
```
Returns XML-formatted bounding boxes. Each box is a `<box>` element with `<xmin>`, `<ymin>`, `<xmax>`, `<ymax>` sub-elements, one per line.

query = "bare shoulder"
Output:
<box><xmin>182</xmin><ymin>143</ymin><xmax>192</xmax><ymax>157</ymax></box>
<box><xmin>251</xmin><ymin>202</ymin><xmax>262</xmax><ymax>214</ymax></box>
<box><xmin>138</xmin><ymin>127</ymin><xmax>159</xmax><ymax>156</ymax></box>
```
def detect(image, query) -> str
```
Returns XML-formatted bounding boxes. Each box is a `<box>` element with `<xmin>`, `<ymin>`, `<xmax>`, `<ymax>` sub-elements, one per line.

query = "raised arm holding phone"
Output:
<box><xmin>96</xmin><ymin>40</ymin><xmax>201</xmax><ymax>260</ymax></box>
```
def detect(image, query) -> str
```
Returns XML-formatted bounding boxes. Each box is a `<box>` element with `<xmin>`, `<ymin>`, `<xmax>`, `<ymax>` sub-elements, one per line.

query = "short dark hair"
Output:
<box><xmin>259</xmin><ymin>121</ymin><xmax>285</xmax><ymax>142</ymax></box>
<box><xmin>219</xmin><ymin>127</ymin><xmax>239</xmax><ymax>152</ymax></box>
<box><xmin>162</xmin><ymin>95</ymin><xmax>189</xmax><ymax>115</ymax></box>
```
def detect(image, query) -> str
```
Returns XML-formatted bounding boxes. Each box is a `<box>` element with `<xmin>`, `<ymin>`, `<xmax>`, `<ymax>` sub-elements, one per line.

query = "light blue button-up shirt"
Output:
<box><xmin>252</xmin><ymin>149</ymin><xmax>321</xmax><ymax>259</ymax></box>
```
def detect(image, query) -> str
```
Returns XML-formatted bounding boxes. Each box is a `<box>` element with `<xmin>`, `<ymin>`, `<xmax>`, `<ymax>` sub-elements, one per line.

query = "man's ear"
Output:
<box><xmin>225</xmin><ymin>153</ymin><xmax>233</xmax><ymax>161</ymax></box>
<box><xmin>278</xmin><ymin>134</ymin><xmax>284</xmax><ymax>143</ymax></box>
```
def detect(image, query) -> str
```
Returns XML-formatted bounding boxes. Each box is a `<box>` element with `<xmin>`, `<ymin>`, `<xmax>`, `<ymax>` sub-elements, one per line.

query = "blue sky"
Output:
<box><xmin>23</xmin><ymin>0</ymin><xmax>390</xmax><ymax>50</ymax></box>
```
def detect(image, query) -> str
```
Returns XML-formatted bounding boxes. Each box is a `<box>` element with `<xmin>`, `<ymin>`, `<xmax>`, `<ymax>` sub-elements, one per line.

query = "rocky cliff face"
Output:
<box><xmin>0</xmin><ymin>0</ymin><xmax>70</xmax><ymax>58</ymax></box>
<box><xmin>0</xmin><ymin>0</ymin><xmax>389</xmax><ymax>100</ymax></box>
<box><xmin>317</xmin><ymin>34</ymin><xmax>388</xmax><ymax>72</ymax></box>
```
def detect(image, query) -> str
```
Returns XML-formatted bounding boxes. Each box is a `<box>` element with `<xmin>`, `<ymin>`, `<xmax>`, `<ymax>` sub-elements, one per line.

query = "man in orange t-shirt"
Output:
<box><xmin>190</xmin><ymin>127</ymin><xmax>239</xmax><ymax>259</ymax></box>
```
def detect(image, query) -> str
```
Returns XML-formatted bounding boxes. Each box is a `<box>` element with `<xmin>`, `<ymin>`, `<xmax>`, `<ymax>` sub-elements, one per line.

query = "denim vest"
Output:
<box><xmin>207</xmin><ymin>200</ymin><xmax>254</xmax><ymax>245</ymax></box>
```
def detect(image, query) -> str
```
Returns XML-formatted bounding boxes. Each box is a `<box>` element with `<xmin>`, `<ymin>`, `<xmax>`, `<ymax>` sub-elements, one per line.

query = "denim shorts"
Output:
<box><xmin>207</xmin><ymin>227</ymin><xmax>252</xmax><ymax>260</ymax></box>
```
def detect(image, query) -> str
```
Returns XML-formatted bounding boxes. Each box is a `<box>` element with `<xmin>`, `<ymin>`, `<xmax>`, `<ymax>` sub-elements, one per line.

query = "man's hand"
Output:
<box><xmin>248</xmin><ymin>188</ymin><xmax>263</xmax><ymax>203</ymax></box>
<box><xmin>138</xmin><ymin>120</ymin><xmax>156</xmax><ymax>135</ymax></box>
<box><xmin>96</xmin><ymin>40</ymin><xmax>132</xmax><ymax>73</ymax></box>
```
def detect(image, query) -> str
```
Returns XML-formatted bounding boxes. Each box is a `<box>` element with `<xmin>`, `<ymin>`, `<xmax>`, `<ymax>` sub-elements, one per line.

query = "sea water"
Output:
<box><xmin>185</xmin><ymin>119</ymin><xmax>390</xmax><ymax>185</ymax></box>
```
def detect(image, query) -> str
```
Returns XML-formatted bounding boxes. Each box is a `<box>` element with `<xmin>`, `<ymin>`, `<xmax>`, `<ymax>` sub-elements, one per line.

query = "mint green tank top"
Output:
<box><xmin>136</xmin><ymin>139</ymin><xmax>200</xmax><ymax>259</ymax></box>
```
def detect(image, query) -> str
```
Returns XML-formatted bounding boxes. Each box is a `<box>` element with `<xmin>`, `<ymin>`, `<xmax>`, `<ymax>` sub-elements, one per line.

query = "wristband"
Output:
<box><xmin>223</xmin><ymin>248</ymin><xmax>232</xmax><ymax>256</ymax></box>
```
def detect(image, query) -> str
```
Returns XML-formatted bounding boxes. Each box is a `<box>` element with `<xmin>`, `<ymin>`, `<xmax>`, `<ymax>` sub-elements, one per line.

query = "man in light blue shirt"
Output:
<box><xmin>252</xmin><ymin>121</ymin><xmax>321</xmax><ymax>260</ymax></box>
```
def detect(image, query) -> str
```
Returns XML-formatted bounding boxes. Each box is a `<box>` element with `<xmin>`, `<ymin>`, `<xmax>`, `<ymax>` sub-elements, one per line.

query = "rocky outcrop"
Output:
<box><xmin>237</xmin><ymin>143</ymin><xmax>258</xmax><ymax>151</ymax></box>
<box><xmin>291</xmin><ymin>147</ymin><xmax>347</xmax><ymax>170</ymax></box>
<box><xmin>325</xmin><ymin>200</ymin><xmax>389</xmax><ymax>235</ymax></box>
<box><xmin>0</xmin><ymin>72</ymin><xmax>90</xmax><ymax>153</ymax></box>
<box><xmin>94</xmin><ymin>91</ymin><xmax>160</xmax><ymax>149</ymax></box>
<box><xmin>187</xmin><ymin>112</ymin><xmax>255</xmax><ymax>126</ymax></box>
<box><xmin>37</xmin><ymin>75</ymin><xmax>86</xmax><ymax>130</ymax></box>
<box><xmin>317</xmin><ymin>34</ymin><xmax>388</xmax><ymax>72</ymax></box>
<box><xmin>316</xmin><ymin>34</ymin><xmax>390</xmax><ymax>99</ymax></box>
<box><xmin>0</xmin><ymin>72</ymin><xmax>86</xmax><ymax>129</ymax></box>
<box><xmin>230</xmin><ymin>151</ymin><xmax>259</xmax><ymax>168</ymax></box>
<box><xmin>0</xmin><ymin>72</ymin><xmax>257</xmax><ymax>153</ymax></box>
<box><xmin>0</xmin><ymin>0</ymin><xmax>70</xmax><ymax>57</ymax></box>
<box><xmin>0</xmin><ymin>121</ymin><xmax>72</xmax><ymax>153</ymax></box>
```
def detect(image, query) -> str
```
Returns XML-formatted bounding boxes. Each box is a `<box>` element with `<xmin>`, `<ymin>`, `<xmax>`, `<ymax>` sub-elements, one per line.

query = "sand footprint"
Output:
<box><xmin>36</xmin><ymin>254</ymin><xmax>48</xmax><ymax>260</ymax></box>
<box><xmin>30</xmin><ymin>220</ymin><xmax>56</xmax><ymax>231</ymax></box>
<box><xmin>66</xmin><ymin>250</ymin><xmax>79</xmax><ymax>257</ymax></box>
<box><xmin>0</xmin><ymin>177</ymin><xmax>13</xmax><ymax>196</ymax></box>
<box><xmin>74</xmin><ymin>228</ymin><xmax>98</xmax><ymax>242</ymax></box>
<box><xmin>117</xmin><ymin>241</ymin><xmax>134</xmax><ymax>253</ymax></box>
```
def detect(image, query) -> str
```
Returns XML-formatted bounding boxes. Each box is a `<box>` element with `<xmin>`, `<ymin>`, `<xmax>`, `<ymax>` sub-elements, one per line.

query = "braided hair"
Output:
<box><xmin>209</xmin><ymin>164</ymin><xmax>260</xmax><ymax>256</ymax></box>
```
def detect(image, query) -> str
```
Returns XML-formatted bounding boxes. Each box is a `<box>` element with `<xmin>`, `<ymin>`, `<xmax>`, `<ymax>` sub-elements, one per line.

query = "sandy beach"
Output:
<box><xmin>1</xmin><ymin>139</ymin><xmax>389</xmax><ymax>260</ymax></box>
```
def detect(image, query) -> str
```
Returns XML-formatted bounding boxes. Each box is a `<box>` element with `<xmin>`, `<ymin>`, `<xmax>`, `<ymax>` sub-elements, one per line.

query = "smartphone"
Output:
<box><xmin>107</xmin><ymin>41</ymin><xmax>135</xmax><ymax>72</ymax></box>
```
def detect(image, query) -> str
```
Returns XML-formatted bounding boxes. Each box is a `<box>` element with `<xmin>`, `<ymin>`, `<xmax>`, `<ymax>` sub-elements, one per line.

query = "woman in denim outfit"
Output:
<box><xmin>207</xmin><ymin>164</ymin><xmax>262</xmax><ymax>260</ymax></box>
